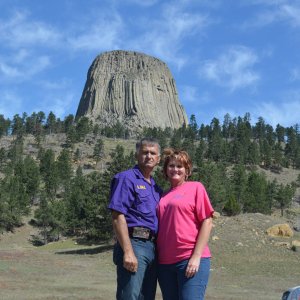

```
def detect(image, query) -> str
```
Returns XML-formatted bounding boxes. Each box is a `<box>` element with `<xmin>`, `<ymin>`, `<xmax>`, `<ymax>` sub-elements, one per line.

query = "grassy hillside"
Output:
<box><xmin>1</xmin><ymin>209</ymin><xmax>300</xmax><ymax>299</ymax></box>
<box><xmin>1</xmin><ymin>133</ymin><xmax>300</xmax><ymax>299</ymax></box>
<box><xmin>1</xmin><ymin>132</ymin><xmax>300</xmax><ymax>209</ymax></box>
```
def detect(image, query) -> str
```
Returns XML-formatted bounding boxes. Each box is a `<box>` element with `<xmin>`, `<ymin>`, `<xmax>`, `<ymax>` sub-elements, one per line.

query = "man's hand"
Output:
<box><xmin>112</xmin><ymin>211</ymin><xmax>138</xmax><ymax>272</ymax></box>
<box><xmin>123</xmin><ymin>250</ymin><xmax>138</xmax><ymax>272</ymax></box>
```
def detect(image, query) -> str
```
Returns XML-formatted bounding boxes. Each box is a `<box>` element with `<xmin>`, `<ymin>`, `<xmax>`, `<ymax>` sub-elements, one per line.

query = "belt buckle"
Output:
<box><xmin>132</xmin><ymin>227</ymin><xmax>150</xmax><ymax>239</ymax></box>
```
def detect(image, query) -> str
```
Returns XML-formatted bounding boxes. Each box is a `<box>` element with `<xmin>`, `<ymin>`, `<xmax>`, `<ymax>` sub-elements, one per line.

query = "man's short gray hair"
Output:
<box><xmin>136</xmin><ymin>138</ymin><xmax>161</xmax><ymax>155</ymax></box>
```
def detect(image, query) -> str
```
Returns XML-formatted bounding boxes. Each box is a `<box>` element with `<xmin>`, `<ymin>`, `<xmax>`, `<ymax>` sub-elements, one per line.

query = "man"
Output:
<box><xmin>108</xmin><ymin>138</ymin><xmax>161</xmax><ymax>300</ymax></box>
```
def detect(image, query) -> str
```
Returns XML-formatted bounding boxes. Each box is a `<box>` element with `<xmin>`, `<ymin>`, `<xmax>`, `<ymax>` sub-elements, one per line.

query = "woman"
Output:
<box><xmin>156</xmin><ymin>148</ymin><xmax>214</xmax><ymax>300</ymax></box>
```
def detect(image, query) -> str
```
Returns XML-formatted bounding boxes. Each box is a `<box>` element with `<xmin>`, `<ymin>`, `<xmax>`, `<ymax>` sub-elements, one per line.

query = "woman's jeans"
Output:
<box><xmin>113</xmin><ymin>238</ymin><xmax>157</xmax><ymax>300</ymax></box>
<box><xmin>158</xmin><ymin>257</ymin><xmax>211</xmax><ymax>300</ymax></box>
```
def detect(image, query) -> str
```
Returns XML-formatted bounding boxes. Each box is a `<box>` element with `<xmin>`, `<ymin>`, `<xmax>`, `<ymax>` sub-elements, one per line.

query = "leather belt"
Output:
<box><xmin>128</xmin><ymin>226</ymin><xmax>156</xmax><ymax>241</ymax></box>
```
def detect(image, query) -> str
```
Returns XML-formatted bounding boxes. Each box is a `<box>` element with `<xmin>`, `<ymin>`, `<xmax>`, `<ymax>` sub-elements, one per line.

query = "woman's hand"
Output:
<box><xmin>185</xmin><ymin>255</ymin><xmax>201</xmax><ymax>278</ymax></box>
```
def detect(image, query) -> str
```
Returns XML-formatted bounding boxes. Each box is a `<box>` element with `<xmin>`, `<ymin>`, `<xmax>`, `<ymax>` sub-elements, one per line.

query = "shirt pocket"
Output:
<box><xmin>135</xmin><ymin>189</ymin><xmax>153</xmax><ymax>214</ymax></box>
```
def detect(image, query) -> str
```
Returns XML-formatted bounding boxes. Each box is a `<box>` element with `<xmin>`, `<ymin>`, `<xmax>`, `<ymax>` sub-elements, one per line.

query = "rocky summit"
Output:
<box><xmin>76</xmin><ymin>50</ymin><xmax>188</xmax><ymax>133</ymax></box>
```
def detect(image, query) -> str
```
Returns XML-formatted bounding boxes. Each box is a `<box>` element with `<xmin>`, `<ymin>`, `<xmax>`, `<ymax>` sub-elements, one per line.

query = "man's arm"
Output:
<box><xmin>112</xmin><ymin>210</ymin><xmax>138</xmax><ymax>272</ymax></box>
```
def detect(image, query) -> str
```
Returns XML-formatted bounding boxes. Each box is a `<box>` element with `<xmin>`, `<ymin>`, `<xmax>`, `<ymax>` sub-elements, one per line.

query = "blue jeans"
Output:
<box><xmin>158</xmin><ymin>258</ymin><xmax>211</xmax><ymax>300</ymax></box>
<box><xmin>113</xmin><ymin>238</ymin><xmax>157</xmax><ymax>300</ymax></box>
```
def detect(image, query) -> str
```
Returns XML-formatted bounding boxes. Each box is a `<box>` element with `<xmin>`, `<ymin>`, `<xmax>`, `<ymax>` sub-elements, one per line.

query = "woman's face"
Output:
<box><xmin>166</xmin><ymin>158</ymin><xmax>187</xmax><ymax>187</ymax></box>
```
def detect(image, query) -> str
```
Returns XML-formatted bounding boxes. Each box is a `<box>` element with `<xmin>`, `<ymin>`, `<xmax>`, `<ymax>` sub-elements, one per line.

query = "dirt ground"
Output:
<box><xmin>1</xmin><ymin>211</ymin><xmax>300</xmax><ymax>299</ymax></box>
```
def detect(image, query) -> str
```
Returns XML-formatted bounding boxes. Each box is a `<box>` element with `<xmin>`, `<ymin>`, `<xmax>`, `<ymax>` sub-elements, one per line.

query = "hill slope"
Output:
<box><xmin>1</xmin><ymin>211</ymin><xmax>300</xmax><ymax>299</ymax></box>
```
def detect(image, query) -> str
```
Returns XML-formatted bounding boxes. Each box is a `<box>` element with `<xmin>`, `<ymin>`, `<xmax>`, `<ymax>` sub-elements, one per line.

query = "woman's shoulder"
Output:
<box><xmin>185</xmin><ymin>181</ymin><xmax>204</xmax><ymax>188</ymax></box>
<box><xmin>184</xmin><ymin>181</ymin><xmax>208</xmax><ymax>192</ymax></box>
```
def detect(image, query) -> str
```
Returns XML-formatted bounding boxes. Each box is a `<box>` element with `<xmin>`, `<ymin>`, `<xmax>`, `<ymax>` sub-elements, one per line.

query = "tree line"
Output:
<box><xmin>0</xmin><ymin>111</ymin><xmax>299</xmax><ymax>244</ymax></box>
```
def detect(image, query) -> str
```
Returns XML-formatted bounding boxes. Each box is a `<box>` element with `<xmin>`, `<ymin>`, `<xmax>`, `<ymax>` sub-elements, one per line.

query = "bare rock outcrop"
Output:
<box><xmin>266</xmin><ymin>223</ymin><xmax>294</xmax><ymax>238</ymax></box>
<box><xmin>76</xmin><ymin>50</ymin><xmax>188</xmax><ymax>134</ymax></box>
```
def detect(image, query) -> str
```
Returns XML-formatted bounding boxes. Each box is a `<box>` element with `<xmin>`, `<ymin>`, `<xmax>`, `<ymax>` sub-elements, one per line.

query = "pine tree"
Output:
<box><xmin>0</xmin><ymin>114</ymin><xmax>11</xmax><ymax>137</ymax></box>
<box><xmin>244</xmin><ymin>172</ymin><xmax>270</xmax><ymax>214</ymax></box>
<box><xmin>11</xmin><ymin>114</ymin><xmax>24</xmax><ymax>137</ymax></box>
<box><xmin>230</xmin><ymin>164</ymin><xmax>247</xmax><ymax>209</ymax></box>
<box><xmin>223</xmin><ymin>194</ymin><xmax>241</xmax><ymax>216</ymax></box>
<box><xmin>187</xmin><ymin>114</ymin><xmax>198</xmax><ymax>140</ymax></box>
<box><xmin>45</xmin><ymin>111</ymin><xmax>57</xmax><ymax>134</ymax></box>
<box><xmin>253</xmin><ymin>117</ymin><xmax>266</xmax><ymax>141</ymax></box>
<box><xmin>194</xmin><ymin>139</ymin><xmax>206</xmax><ymax>168</ymax></box>
<box><xmin>63</xmin><ymin>170</ymin><xmax>89</xmax><ymax>235</ymax></box>
<box><xmin>275</xmin><ymin>124</ymin><xmax>285</xmax><ymax>143</ymax></box>
<box><xmin>74</xmin><ymin>148</ymin><xmax>82</xmax><ymax>162</ymax></box>
<box><xmin>275</xmin><ymin>183</ymin><xmax>296</xmax><ymax>216</ymax></box>
<box><xmin>40</xmin><ymin>149</ymin><xmax>59</xmax><ymax>199</ymax></box>
<box><xmin>0</xmin><ymin>147</ymin><xmax>6</xmax><ymax>170</ymax></box>
<box><xmin>34</xmin><ymin>191</ymin><xmax>55</xmax><ymax>244</ymax></box>
<box><xmin>1</xmin><ymin>175</ymin><xmax>30</xmax><ymax>229</ymax></box>
<box><xmin>22</xmin><ymin>156</ymin><xmax>40</xmax><ymax>203</ymax></box>
<box><xmin>222</xmin><ymin>113</ymin><xmax>232</xmax><ymax>141</ymax></box>
<box><xmin>207</xmin><ymin>118</ymin><xmax>223</xmax><ymax>161</ymax></box>
<box><xmin>75</xmin><ymin>117</ymin><xmax>91</xmax><ymax>142</ymax></box>
<box><xmin>63</xmin><ymin>114</ymin><xmax>75</xmax><ymax>133</ymax></box>
<box><xmin>170</xmin><ymin>129</ymin><xmax>182</xmax><ymax>149</ymax></box>
<box><xmin>56</xmin><ymin>149</ymin><xmax>72</xmax><ymax>188</ymax></box>
<box><xmin>247</xmin><ymin>141</ymin><xmax>260</xmax><ymax>166</ymax></box>
<box><xmin>285</xmin><ymin>126</ymin><xmax>299</xmax><ymax>168</ymax></box>
<box><xmin>273</xmin><ymin>143</ymin><xmax>283</xmax><ymax>169</ymax></box>
<box><xmin>260</xmin><ymin>139</ymin><xmax>272</xmax><ymax>168</ymax></box>
<box><xmin>93</xmin><ymin>139</ymin><xmax>104</xmax><ymax>163</ymax></box>
<box><xmin>193</xmin><ymin>161</ymin><xmax>228</xmax><ymax>211</ymax></box>
<box><xmin>65</xmin><ymin>127</ymin><xmax>77</xmax><ymax>148</ymax></box>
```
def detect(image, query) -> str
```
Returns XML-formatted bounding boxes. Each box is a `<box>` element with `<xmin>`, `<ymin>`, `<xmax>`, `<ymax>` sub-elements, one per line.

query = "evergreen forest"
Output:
<box><xmin>0</xmin><ymin>111</ymin><xmax>300</xmax><ymax>244</ymax></box>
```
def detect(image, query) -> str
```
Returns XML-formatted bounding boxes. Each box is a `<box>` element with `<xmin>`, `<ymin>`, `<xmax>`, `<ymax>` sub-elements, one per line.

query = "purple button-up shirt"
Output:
<box><xmin>108</xmin><ymin>165</ymin><xmax>162</xmax><ymax>233</ymax></box>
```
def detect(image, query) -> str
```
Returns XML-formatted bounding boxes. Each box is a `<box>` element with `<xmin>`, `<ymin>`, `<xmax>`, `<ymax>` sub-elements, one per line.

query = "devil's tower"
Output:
<box><xmin>76</xmin><ymin>50</ymin><xmax>188</xmax><ymax>133</ymax></box>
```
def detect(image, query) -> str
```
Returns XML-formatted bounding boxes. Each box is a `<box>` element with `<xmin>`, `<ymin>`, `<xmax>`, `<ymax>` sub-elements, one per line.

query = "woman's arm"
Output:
<box><xmin>185</xmin><ymin>217</ymin><xmax>213</xmax><ymax>278</ymax></box>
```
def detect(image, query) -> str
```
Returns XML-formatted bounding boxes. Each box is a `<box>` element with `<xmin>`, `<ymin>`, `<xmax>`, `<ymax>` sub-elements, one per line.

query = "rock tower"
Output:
<box><xmin>76</xmin><ymin>50</ymin><xmax>188</xmax><ymax>133</ymax></box>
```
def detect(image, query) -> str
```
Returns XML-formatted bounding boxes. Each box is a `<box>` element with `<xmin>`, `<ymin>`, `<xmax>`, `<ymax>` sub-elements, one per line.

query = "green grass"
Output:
<box><xmin>39</xmin><ymin>238</ymin><xmax>84</xmax><ymax>251</ymax></box>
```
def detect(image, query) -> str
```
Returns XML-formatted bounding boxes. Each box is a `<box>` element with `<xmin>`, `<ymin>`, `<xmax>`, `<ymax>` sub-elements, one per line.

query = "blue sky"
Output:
<box><xmin>1</xmin><ymin>0</ymin><xmax>300</xmax><ymax>128</ymax></box>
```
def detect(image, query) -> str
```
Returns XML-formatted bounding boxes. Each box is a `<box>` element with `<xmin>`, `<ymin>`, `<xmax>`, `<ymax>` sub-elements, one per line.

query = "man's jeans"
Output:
<box><xmin>113</xmin><ymin>238</ymin><xmax>157</xmax><ymax>300</ymax></box>
<box><xmin>158</xmin><ymin>257</ymin><xmax>211</xmax><ymax>300</ymax></box>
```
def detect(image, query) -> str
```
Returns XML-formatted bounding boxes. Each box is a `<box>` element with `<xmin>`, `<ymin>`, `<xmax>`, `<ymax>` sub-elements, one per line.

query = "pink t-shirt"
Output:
<box><xmin>157</xmin><ymin>181</ymin><xmax>214</xmax><ymax>264</ymax></box>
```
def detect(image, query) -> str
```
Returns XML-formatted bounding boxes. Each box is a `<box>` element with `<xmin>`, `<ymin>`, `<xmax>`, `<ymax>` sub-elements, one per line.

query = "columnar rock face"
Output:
<box><xmin>76</xmin><ymin>50</ymin><xmax>188</xmax><ymax>132</ymax></box>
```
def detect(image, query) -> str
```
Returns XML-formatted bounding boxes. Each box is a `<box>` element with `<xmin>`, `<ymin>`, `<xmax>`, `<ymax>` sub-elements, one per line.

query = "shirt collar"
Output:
<box><xmin>133</xmin><ymin>165</ymin><xmax>154</xmax><ymax>184</ymax></box>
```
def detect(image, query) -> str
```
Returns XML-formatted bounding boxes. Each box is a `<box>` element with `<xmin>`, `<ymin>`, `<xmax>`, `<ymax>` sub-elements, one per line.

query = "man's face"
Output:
<box><xmin>136</xmin><ymin>144</ymin><xmax>160</xmax><ymax>171</ymax></box>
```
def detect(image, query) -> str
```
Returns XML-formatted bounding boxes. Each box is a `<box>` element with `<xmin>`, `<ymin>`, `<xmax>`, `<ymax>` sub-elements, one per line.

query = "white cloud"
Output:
<box><xmin>0</xmin><ymin>87</ymin><xmax>77</xmax><ymax>120</ymax></box>
<box><xmin>28</xmin><ymin>56</ymin><xmax>51</xmax><ymax>76</ymax></box>
<box><xmin>0</xmin><ymin>11</ymin><xmax>62</xmax><ymax>48</ymax></box>
<box><xmin>0</xmin><ymin>61</ymin><xmax>22</xmax><ymax>78</ymax></box>
<box><xmin>243</xmin><ymin>2</ymin><xmax>300</xmax><ymax>28</ymax></box>
<box><xmin>13</xmin><ymin>49</ymin><xmax>30</xmax><ymax>63</ymax></box>
<box><xmin>281</xmin><ymin>4</ymin><xmax>300</xmax><ymax>27</ymax></box>
<box><xmin>67</xmin><ymin>15</ymin><xmax>124</xmax><ymax>51</ymax></box>
<box><xmin>0</xmin><ymin>91</ymin><xmax>23</xmax><ymax>118</ymax></box>
<box><xmin>33</xmin><ymin>92</ymin><xmax>76</xmax><ymax>119</ymax></box>
<box><xmin>124</xmin><ymin>0</ymin><xmax>159</xmax><ymax>6</ymax></box>
<box><xmin>199</xmin><ymin>46</ymin><xmax>260</xmax><ymax>91</ymax></box>
<box><xmin>180</xmin><ymin>85</ymin><xmax>199</xmax><ymax>103</ymax></box>
<box><xmin>289</xmin><ymin>68</ymin><xmax>300</xmax><ymax>81</ymax></box>
<box><xmin>129</xmin><ymin>3</ymin><xmax>209</xmax><ymax>70</ymax></box>
<box><xmin>214</xmin><ymin>108</ymin><xmax>240</xmax><ymax>122</ymax></box>
<box><xmin>247</xmin><ymin>0</ymin><xmax>288</xmax><ymax>6</ymax></box>
<box><xmin>38</xmin><ymin>78</ymin><xmax>72</xmax><ymax>90</ymax></box>
<box><xmin>0</xmin><ymin>11</ymin><xmax>56</xmax><ymax>82</ymax></box>
<box><xmin>180</xmin><ymin>86</ymin><xmax>213</xmax><ymax>106</ymax></box>
<box><xmin>0</xmin><ymin>53</ymin><xmax>50</xmax><ymax>81</ymax></box>
<box><xmin>254</xmin><ymin>99</ymin><xmax>300</xmax><ymax>127</ymax></box>
<box><xmin>194</xmin><ymin>107</ymin><xmax>237</xmax><ymax>126</ymax></box>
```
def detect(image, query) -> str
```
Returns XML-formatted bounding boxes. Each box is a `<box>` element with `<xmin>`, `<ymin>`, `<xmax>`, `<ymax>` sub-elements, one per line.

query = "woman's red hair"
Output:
<box><xmin>162</xmin><ymin>148</ymin><xmax>193</xmax><ymax>179</ymax></box>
